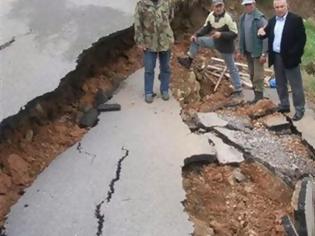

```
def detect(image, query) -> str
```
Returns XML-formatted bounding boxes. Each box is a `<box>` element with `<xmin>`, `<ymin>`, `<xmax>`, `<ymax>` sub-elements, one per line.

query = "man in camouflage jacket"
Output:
<box><xmin>177</xmin><ymin>0</ymin><xmax>243</xmax><ymax>98</ymax></box>
<box><xmin>134</xmin><ymin>0</ymin><xmax>174</xmax><ymax>103</ymax></box>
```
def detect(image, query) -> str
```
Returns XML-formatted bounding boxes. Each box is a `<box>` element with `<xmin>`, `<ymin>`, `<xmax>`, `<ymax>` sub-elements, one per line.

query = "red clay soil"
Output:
<box><xmin>183</xmin><ymin>162</ymin><xmax>293</xmax><ymax>236</ymax></box>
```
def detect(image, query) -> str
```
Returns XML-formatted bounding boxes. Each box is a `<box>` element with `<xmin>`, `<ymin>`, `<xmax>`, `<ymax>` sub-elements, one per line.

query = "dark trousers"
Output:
<box><xmin>274</xmin><ymin>54</ymin><xmax>305</xmax><ymax>112</ymax></box>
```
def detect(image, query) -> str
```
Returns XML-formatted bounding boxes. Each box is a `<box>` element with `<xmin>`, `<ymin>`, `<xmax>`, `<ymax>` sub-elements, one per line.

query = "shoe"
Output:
<box><xmin>145</xmin><ymin>94</ymin><xmax>154</xmax><ymax>103</ymax></box>
<box><xmin>177</xmin><ymin>56</ymin><xmax>192</xmax><ymax>69</ymax></box>
<box><xmin>161</xmin><ymin>91</ymin><xmax>169</xmax><ymax>101</ymax></box>
<box><xmin>292</xmin><ymin>111</ymin><xmax>304</xmax><ymax>121</ymax></box>
<box><xmin>249</xmin><ymin>91</ymin><xmax>263</xmax><ymax>104</ymax></box>
<box><xmin>277</xmin><ymin>106</ymin><xmax>290</xmax><ymax>113</ymax></box>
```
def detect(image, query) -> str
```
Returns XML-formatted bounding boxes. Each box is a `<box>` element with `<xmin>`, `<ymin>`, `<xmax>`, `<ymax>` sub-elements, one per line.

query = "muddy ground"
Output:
<box><xmin>1</xmin><ymin>0</ymin><xmax>315</xmax><ymax>233</ymax></box>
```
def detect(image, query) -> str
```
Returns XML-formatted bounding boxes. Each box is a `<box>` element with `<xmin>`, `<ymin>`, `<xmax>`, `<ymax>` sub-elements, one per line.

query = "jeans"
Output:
<box><xmin>144</xmin><ymin>50</ymin><xmax>171</xmax><ymax>95</ymax></box>
<box><xmin>188</xmin><ymin>36</ymin><xmax>242</xmax><ymax>91</ymax></box>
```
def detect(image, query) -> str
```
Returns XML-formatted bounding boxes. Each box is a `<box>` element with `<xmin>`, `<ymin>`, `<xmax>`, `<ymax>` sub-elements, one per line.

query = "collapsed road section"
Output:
<box><xmin>1</xmin><ymin>0</ymin><xmax>315</xmax><ymax>235</ymax></box>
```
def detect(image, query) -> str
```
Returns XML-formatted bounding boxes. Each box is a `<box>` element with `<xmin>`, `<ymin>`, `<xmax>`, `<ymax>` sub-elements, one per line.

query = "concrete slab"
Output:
<box><xmin>205</xmin><ymin>133</ymin><xmax>244</xmax><ymax>164</ymax></box>
<box><xmin>197</xmin><ymin>112</ymin><xmax>228</xmax><ymax>128</ymax></box>
<box><xmin>293</xmin><ymin>178</ymin><xmax>315</xmax><ymax>236</ymax></box>
<box><xmin>5</xmin><ymin>69</ymin><xmax>214</xmax><ymax>236</ymax></box>
<box><xmin>0</xmin><ymin>0</ymin><xmax>138</xmax><ymax>121</ymax></box>
<box><xmin>293</xmin><ymin>109</ymin><xmax>315</xmax><ymax>153</ymax></box>
<box><xmin>247</xmin><ymin>88</ymin><xmax>315</xmax><ymax>153</ymax></box>
<box><xmin>262</xmin><ymin>113</ymin><xmax>290</xmax><ymax>132</ymax></box>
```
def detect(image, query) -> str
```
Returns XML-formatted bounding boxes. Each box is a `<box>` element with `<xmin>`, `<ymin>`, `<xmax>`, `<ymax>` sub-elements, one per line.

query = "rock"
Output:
<box><xmin>5</xmin><ymin>154</ymin><xmax>31</xmax><ymax>185</ymax></box>
<box><xmin>79</xmin><ymin>108</ymin><xmax>99</xmax><ymax>128</ymax></box>
<box><xmin>232</xmin><ymin>168</ymin><xmax>247</xmax><ymax>182</ymax></box>
<box><xmin>0</xmin><ymin>173</ymin><xmax>12</xmax><ymax>194</ymax></box>
<box><xmin>263</xmin><ymin>114</ymin><xmax>290</xmax><ymax>132</ymax></box>
<box><xmin>95</xmin><ymin>89</ymin><xmax>112</xmax><ymax>106</ymax></box>
<box><xmin>97</xmin><ymin>103</ymin><xmax>121</xmax><ymax>112</ymax></box>
<box><xmin>206</xmin><ymin>133</ymin><xmax>244</xmax><ymax>164</ymax></box>
<box><xmin>197</xmin><ymin>112</ymin><xmax>228</xmax><ymax>128</ymax></box>
<box><xmin>25</xmin><ymin>129</ymin><xmax>34</xmax><ymax>142</ymax></box>
<box><xmin>35</xmin><ymin>103</ymin><xmax>44</xmax><ymax>115</ymax></box>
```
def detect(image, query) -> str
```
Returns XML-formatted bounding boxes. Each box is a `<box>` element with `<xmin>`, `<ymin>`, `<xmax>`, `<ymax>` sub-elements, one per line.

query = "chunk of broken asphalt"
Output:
<box><xmin>262</xmin><ymin>114</ymin><xmax>290</xmax><ymax>132</ymax></box>
<box><xmin>79</xmin><ymin>108</ymin><xmax>99</xmax><ymax>128</ymax></box>
<box><xmin>97</xmin><ymin>104</ymin><xmax>121</xmax><ymax>112</ymax></box>
<box><xmin>293</xmin><ymin>178</ymin><xmax>315</xmax><ymax>236</ymax></box>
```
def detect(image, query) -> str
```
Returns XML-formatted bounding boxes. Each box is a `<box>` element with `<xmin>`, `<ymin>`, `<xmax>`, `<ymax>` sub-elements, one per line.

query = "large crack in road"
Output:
<box><xmin>95</xmin><ymin>147</ymin><xmax>129</xmax><ymax>236</ymax></box>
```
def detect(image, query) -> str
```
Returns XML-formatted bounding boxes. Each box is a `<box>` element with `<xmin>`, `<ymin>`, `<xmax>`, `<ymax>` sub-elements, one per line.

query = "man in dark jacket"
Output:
<box><xmin>258</xmin><ymin>0</ymin><xmax>306</xmax><ymax>121</ymax></box>
<box><xmin>177</xmin><ymin>0</ymin><xmax>242</xmax><ymax>97</ymax></box>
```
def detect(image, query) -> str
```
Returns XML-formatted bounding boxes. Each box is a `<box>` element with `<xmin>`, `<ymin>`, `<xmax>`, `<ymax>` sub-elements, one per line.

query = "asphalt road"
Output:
<box><xmin>0</xmin><ymin>0</ymin><xmax>138</xmax><ymax>122</ymax></box>
<box><xmin>5</xmin><ymin>69</ymin><xmax>214</xmax><ymax>236</ymax></box>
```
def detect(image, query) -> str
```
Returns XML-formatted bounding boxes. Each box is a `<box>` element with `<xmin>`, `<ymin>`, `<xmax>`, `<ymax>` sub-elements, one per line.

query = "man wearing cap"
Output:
<box><xmin>258</xmin><ymin>0</ymin><xmax>306</xmax><ymax>121</ymax></box>
<box><xmin>177</xmin><ymin>0</ymin><xmax>243</xmax><ymax>98</ymax></box>
<box><xmin>238</xmin><ymin>0</ymin><xmax>268</xmax><ymax>103</ymax></box>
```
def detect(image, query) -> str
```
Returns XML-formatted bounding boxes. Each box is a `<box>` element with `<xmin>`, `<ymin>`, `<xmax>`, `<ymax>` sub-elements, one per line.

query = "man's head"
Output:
<box><xmin>273</xmin><ymin>0</ymin><xmax>288</xmax><ymax>17</ymax></box>
<box><xmin>241</xmin><ymin>0</ymin><xmax>256</xmax><ymax>14</ymax></box>
<box><xmin>212</xmin><ymin>0</ymin><xmax>225</xmax><ymax>15</ymax></box>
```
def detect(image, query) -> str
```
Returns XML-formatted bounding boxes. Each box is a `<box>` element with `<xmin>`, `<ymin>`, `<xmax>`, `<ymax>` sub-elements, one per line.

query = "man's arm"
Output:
<box><xmin>220</xmin><ymin>15</ymin><xmax>238</xmax><ymax>40</ymax></box>
<box><xmin>195</xmin><ymin>15</ymin><xmax>213</xmax><ymax>37</ymax></box>
<box><xmin>258</xmin><ymin>16</ymin><xmax>269</xmax><ymax>53</ymax></box>
<box><xmin>134</xmin><ymin>3</ymin><xmax>144</xmax><ymax>47</ymax></box>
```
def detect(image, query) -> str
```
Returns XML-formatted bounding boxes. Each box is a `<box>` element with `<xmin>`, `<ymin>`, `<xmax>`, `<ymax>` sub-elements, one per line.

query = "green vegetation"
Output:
<box><xmin>303</xmin><ymin>19</ymin><xmax>315</xmax><ymax>100</ymax></box>
<box><xmin>303</xmin><ymin>19</ymin><xmax>315</xmax><ymax>65</ymax></box>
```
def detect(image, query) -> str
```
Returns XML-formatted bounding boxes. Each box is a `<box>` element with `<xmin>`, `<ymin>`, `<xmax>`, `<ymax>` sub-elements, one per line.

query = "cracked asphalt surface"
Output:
<box><xmin>5</xmin><ymin>69</ymin><xmax>214</xmax><ymax>236</ymax></box>
<box><xmin>0</xmin><ymin>0</ymin><xmax>138</xmax><ymax>121</ymax></box>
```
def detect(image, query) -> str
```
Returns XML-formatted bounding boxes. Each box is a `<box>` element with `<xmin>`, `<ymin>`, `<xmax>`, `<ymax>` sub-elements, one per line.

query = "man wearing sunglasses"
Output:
<box><xmin>177</xmin><ymin>0</ymin><xmax>243</xmax><ymax>98</ymax></box>
<box><xmin>238</xmin><ymin>0</ymin><xmax>268</xmax><ymax>103</ymax></box>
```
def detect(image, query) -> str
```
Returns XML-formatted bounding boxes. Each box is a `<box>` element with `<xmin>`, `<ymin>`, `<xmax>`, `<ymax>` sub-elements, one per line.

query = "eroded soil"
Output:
<box><xmin>183</xmin><ymin>162</ymin><xmax>293</xmax><ymax>236</ymax></box>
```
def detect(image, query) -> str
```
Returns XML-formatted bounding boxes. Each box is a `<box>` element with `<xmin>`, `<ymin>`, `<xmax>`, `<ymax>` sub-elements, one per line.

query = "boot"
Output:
<box><xmin>177</xmin><ymin>56</ymin><xmax>193</xmax><ymax>69</ymax></box>
<box><xmin>250</xmin><ymin>91</ymin><xmax>263</xmax><ymax>104</ymax></box>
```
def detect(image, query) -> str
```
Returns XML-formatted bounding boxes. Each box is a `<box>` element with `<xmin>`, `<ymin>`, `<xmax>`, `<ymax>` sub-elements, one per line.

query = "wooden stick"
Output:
<box><xmin>210</xmin><ymin>57</ymin><xmax>273</xmax><ymax>73</ymax></box>
<box><xmin>214</xmin><ymin>66</ymin><xmax>227</xmax><ymax>92</ymax></box>
<box><xmin>203</xmin><ymin>73</ymin><xmax>218</xmax><ymax>84</ymax></box>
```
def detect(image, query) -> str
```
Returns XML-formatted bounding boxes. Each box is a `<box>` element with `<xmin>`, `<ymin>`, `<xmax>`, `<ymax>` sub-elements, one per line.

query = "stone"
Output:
<box><xmin>25</xmin><ymin>129</ymin><xmax>34</xmax><ymax>142</ymax></box>
<box><xmin>35</xmin><ymin>103</ymin><xmax>44</xmax><ymax>115</ymax></box>
<box><xmin>95</xmin><ymin>89</ymin><xmax>112</xmax><ymax>106</ymax></box>
<box><xmin>79</xmin><ymin>108</ymin><xmax>99</xmax><ymax>128</ymax></box>
<box><xmin>197</xmin><ymin>112</ymin><xmax>228</xmax><ymax>128</ymax></box>
<box><xmin>97</xmin><ymin>103</ymin><xmax>121</xmax><ymax>112</ymax></box>
<box><xmin>5</xmin><ymin>154</ymin><xmax>31</xmax><ymax>185</ymax></box>
<box><xmin>205</xmin><ymin>133</ymin><xmax>244</xmax><ymax>164</ymax></box>
<box><xmin>262</xmin><ymin>114</ymin><xmax>290</xmax><ymax>132</ymax></box>
<box><xmin>232</xmin><ymin>168</ymin><xmax>247</xmax><ymax>182</ymax></box>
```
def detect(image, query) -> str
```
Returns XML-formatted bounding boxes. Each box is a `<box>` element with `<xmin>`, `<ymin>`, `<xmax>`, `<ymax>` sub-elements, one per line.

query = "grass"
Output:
<box><xmin>303</xmin><ymin>19</ymin><xmax>315</xmax><ymax>65</ymax></box>
<box><xmin>302</xmin><ymin>19</ymin><xmax>315</xmax><ymax>101</ymax></box>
